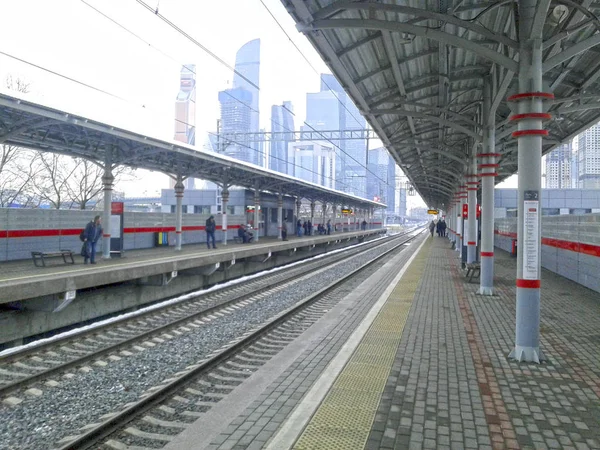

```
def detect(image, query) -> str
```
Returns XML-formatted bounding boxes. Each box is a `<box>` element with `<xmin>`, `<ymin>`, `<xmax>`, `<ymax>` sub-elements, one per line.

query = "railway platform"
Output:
<box><xmin>166</xmin><ymin>235</ymin><xmax>600</xmax><ymax>450</ymax></box>
<box><xmin>0</xmin><ymin>229</ymin><xmax>385</xmax><ymax>348</ymax></box>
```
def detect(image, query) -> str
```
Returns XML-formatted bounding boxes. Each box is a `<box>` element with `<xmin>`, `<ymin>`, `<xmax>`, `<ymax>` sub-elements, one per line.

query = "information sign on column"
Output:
<box><xmin>111</xmin><ymin>201</ymin><xmax>124</xmax><ymax>257</ymax></box>
<box><xmin>462</xmin><ymin>204</ymin><xmax>468</xmax><ymax>219</ymax></box>
<box><xmin>522</xmin><ymin>197</ymin><xmax>539</xmax><ymax>280</ymax></box>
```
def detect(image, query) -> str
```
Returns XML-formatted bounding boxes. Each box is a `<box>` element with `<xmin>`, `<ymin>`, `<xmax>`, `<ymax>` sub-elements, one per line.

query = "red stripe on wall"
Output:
<box><xmin>496</xmin><ymin>231</ymin><xmax>600</xmax><ymax>258</ymax></box>
<box><xmin>516</xmin><ymin>279</ymin><xmax>541</xmax><ymax>289</ymax></box>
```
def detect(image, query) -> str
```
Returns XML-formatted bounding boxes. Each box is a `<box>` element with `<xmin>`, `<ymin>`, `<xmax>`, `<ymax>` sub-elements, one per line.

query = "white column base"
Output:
<box><xmin>508</xmin><ymin>345</ymin><xmax>545</xmax><ymax>364</ymax></box>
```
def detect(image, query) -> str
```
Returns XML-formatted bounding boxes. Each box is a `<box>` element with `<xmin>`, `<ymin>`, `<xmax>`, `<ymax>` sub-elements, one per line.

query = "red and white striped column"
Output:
<box><xmin>508</xmin><ymin>1</ymin><xmax>551</xmax><ymax>363</ymax></box>
<box><xmin>479</xmin><ymin>75</ymin><xmax>498</xmax><ymax>295</ymax></box>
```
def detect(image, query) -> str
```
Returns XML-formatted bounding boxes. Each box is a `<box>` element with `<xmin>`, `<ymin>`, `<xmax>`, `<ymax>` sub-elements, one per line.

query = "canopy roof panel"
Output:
<box><xmin>282</xmin><ymin>0</ymin><xmax>600</xmax><ymax>208</ymax></box>
<box><xmin>0</xmin><ymin>93</ymin><xmax>383</xmax><ymax>209</ymax></box>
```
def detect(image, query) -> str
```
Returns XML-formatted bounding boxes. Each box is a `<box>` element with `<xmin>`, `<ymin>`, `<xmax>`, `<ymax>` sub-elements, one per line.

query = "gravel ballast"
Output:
<box><xmin>0</xmin><ymin>235</ymin><xmax>415</xmax><ymax>450</ymax></box>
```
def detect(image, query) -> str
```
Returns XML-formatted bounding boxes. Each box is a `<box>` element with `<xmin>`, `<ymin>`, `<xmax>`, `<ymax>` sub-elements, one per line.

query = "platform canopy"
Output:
<box><xmin>0</xmin><ymin>93</ymin><xmax>383</xmax><ymax>210</ymax></box>
<box><xmin>282</xmin><ymin>0</ymin><xmax>600</xmax><ymax>207</ymax></box>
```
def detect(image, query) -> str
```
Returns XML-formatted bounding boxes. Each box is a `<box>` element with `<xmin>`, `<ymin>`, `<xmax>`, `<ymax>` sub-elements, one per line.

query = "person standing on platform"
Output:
<box><xmin>282</xmin><ymin>218</ymin><xmax>288</xmax><ymax>241</ymax></box>
<box><xmin>205</xmin><ymin>215</ymin><xmax>217</xmax><ymax>249</ymax></box>
<box><xmin>361</xmin><ymin>219</ymin><xmax>367</xmax><ymax>230</ymax></box>
<box><xmin>297</xmin><ymin>219</ymin><xmax>302</xmax><ymax>237</ymax></box>
<box><xmin>83</xmin><ymin>215</ymin><xmax>102</xmax><ymax>264</ymax></box>
<box><xmin>327</xmin><ymin>219</ymin><xmax>332</xmax><ymax>235</ymax></box>
<box><xmin>440</xmin><ymin>219</ymin><xmax>447</xmax><ymax>237</ymax></box>
<box><xmin>429</xmin><ymin>220</ymin><xmax>435</xmax><ymax>237</ymax></box>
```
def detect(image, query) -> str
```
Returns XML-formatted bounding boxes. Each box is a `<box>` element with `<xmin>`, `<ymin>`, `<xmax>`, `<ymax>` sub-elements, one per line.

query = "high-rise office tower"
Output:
<box><xmin>545</xmin><ymin>142</ymin><xmax>572</xmax><ymax>189</ymax></box>
<box><xmin>270</xmin><ymin>101</ymin><xmax>295</xmax><ymax>174</ymax></box>
<box><xmin>287</xmin><ymin>141</ymin><xmax>336</xmax><ymax>189</ymax></box>
<box><xmin>367</xmin><ymin>146</ymin><xmax>395</xmax><ymax>214</ymax></box>
<box><xmin>578</xmin><ymin>123</ymin><xmax>600</xmax><ymax>189</ymax></box>
<box><xmin>305</xmin><ymin>74</ymin><xmax>367</xmax><ymax>197</ymax></box>
<box><xmin>218</xmin><ymin>39</ymin><xmax>261</xmax><ymax>166</ymax></box>
<box><xmin>173</xmin><ymin>65</ymin><xmax>196</xmax><ymax>189</ymax></box>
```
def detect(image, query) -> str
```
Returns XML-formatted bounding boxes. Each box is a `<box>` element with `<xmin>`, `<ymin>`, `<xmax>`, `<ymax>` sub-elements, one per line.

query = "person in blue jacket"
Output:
<box><xmin>83</xmin><ymin>215</ymin><xmax>103</xmax><ymax>264</ymax></box>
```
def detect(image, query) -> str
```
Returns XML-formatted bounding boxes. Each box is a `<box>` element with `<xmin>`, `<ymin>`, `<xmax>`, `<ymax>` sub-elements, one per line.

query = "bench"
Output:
<box><xmin>465</xmin><ymin>262</ymin><xmax>481</xmax><ymax>283</ymax></box>
<box><xmin>31</xmin><ymin>250</ymin><xmax>75</xmax><ymax>267</ymax></box>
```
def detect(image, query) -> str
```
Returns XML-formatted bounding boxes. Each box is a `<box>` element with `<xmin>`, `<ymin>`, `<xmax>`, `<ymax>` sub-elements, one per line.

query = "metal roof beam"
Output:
<box><xmin>373</xmin><ymin>109</ymin><xmax>480</xmax><ymax>140</ymax></box>
<box><xmin>337</xmin><ymin>31</ymin><xmax>381</xmax><ymax>57</ymax></box>
<box><xmin>380</xmin><ymin>31</ymin><xmax>417</xmax><ymax>141</ymax></box>
<box><xmin>354</xmin><ymin>48</ymin><xmax>438</xmax><ymax>84</ymax></box>
<box><xmin>373</xmin><ymin>107</ymin><xmax>479</xmax><ymax>128</ymax></box>
<box><xmin>543</xmin><ymin>33</ymin><xmax>600</xmax><ymax>73</ymax></box>
<box><xmin>312</xmin><ymin>2</ymin><xmax>519</xmax><ymax>49</ymax></box>
<box><xmin>304</xmin><ymin>19</ymin><xmax>519</xmax><ymax>72</ymax></box>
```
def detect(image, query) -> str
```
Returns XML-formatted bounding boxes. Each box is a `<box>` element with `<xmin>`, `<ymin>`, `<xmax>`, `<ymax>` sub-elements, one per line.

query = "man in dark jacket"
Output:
<box><xmin>83</xmin><ymin>215</ymin><xmax>102</xmax><ymax>264</ymax></box>
<box><xmin>205</xmin><ymin>215</ymin><xmax>217</xmax><ymax>249</ymax></box>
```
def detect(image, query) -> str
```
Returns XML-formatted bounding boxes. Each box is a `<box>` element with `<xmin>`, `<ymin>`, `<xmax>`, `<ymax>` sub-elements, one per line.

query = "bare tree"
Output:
<box><xmin>30</xmin><ymin>153</ymin><xmax>78</xmax><ymax>209</ymax></box>
<box><xmin>0</xmin><ymin>76</ymin><xmax>38</xmax><ymax>206</ymax></box>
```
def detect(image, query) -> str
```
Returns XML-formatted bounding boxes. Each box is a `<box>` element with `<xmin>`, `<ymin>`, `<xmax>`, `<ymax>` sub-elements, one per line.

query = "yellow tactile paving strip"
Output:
<box><xmin>293</xmin><ymin>239</ymin><xmax>431</xmax><ymax>450</ymax></box>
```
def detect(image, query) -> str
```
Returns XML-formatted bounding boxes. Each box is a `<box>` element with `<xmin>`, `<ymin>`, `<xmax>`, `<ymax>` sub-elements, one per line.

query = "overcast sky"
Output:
<box><xmin>0</xmin><ymin>0</ymin><xmax>513</xmax><ymax>210</ymax></box>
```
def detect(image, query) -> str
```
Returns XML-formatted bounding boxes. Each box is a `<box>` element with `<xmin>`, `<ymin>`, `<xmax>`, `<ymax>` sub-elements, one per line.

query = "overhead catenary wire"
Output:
<box><xmin>78</xmin><ymin>0</ymin><xmax>378</xmax><ymax>196</ymax></box>
<box><xmin>132</xmin><ymin>0</ymin><xmax>391</xmax><ymax>193</ymax></box>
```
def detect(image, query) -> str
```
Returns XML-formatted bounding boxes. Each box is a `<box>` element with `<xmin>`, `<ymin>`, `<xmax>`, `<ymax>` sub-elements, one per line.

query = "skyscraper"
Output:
<box><xmin>545</xmin><ymin>142</ymin><xmax>572</xmax><ymax>189</ymax></box>
<box><xmin>287</xmin><ymin>141</ymin><xmax>336</xmax><ymax>189</ymax></box>
<box><xmin>218</xmin><ymin>39</ymin><xmax>261</xmax><ymax>166</ymax></box>
<box><xmin>367</xmin><ymin>146</ymin><xmax>395</xmax><ymax>214</ymax></box>
<box><xmin>173</xmin><ymin>64</ymin><xmax>196</xmax><ymax>189</ymax></box>
<box><xmin>578</xmin><ymin>123</ymin><xmax>600</xmax><ymax>189</ymax></box>
<box><xmin>305</xmin><ymin>74</ymin><xmax>367</xmax><ymax>197</ymax></box>
<box><xmin>270</xmin><ymin>101</ymin><xmax>295</xmax><ymax>174</ymax></box>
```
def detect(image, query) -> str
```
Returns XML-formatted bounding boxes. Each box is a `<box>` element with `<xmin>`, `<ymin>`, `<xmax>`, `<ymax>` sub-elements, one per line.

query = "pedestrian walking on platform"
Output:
<box><xmin>429</xmin><ymin>220</ymin><xmax>435</xmax><ymax>237</ymax></box>
<box><xmin>83</xmin><ymin>215</ymin><xmax>102</xmax><ymax>264</ymax></box>
<box><xmin>361</xmin><ymin>219</ymin><xmax>367</xmax><ymax>230</ymax></box>
<box><xmin>327</xmin><ymin>219</ymin><xmax>332</xmax><ymax>235</ymax></box>
<box><xmin>206</xmin><ymin>215</ymin><xmax>217</xmax><ymax>249</ymax></box>
<box><xmin>281</xmin><ymin>219</ymin><xmax>288</xmax><ymax>241</ymax></box>
<box><xmin>297</xmin><ymin>219</ymin><xmax>302</xmax><ymax>237</ymax></box>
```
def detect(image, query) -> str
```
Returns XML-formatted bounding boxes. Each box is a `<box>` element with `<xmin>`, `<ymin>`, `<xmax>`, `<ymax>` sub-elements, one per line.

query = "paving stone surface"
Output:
<box><xmin>368</xmin><ymin>237</ymin><xmax>600</xmax><ymax>450</ymax></box>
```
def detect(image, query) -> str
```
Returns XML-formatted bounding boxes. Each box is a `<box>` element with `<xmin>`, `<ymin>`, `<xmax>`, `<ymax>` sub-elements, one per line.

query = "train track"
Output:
<box><xmin>0</xmin><ymin>230</ymin><xmax>413</xmax><ymax>398</ymax></box>
<box><xmin>54</xmin><ymin>230</ymin><xmax>423</xmax><ymax>450</ymax></box>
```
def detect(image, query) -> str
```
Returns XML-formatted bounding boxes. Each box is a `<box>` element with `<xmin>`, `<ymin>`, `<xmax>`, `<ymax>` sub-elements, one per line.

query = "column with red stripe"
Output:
<box><xmin>174</xmin><ymin>175</ymin><xmax>185</xmax><ymax>251</ymax></box>
<box><xmin>478</xmin><ymin>75</ymin><xmax>497</xmax><ymax>295</ymax></box>
<box><xmin>508</xmin><ymin>1</ymin><xmax>551</xmax><ymax>363</ymax></box>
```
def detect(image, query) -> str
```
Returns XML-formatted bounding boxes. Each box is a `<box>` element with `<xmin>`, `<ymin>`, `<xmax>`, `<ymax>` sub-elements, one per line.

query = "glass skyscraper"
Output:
<box><xmin>367</xmin><ymin>146</ymin><xmax>396</xmax><ymax>214</ymax></box>
<box><xmin>218</xmin><ymin>39</ymin><xmax>261</xmax><ymax>166</ymax></box>
<box><xmin>305</xmin><ymin>74</ymin><xmax>367</xmax><ymax>197</ymax></box>
<box><xmin>545</xmin><ymin>142</ymin><xmax>572</xmax><ymax>189</ymax></box>
<box><xmin>270</xmin><ymin>101</ymin><xmax>295</xmax><ymax>174</ymax></box>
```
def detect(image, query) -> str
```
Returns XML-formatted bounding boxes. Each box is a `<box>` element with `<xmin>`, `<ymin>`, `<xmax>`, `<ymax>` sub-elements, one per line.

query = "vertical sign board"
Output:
<box><xmin>523</xmin><ymin>191</ymin><xmax>539</xmax><ymax>279</ymax></box>
<box><xmin>461</xmin><ymin>204</ymin><xmax>468</xmax><ymax>242</ymax></box>
<box><xmin>111</xmin><ymin>201</ymin><xmax>124</xmax><ymax>256</ymax></box>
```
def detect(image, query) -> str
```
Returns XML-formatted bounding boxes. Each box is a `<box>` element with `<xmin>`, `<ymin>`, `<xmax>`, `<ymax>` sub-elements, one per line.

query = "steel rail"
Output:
<box><xmin>0</xmin><ymin>231</ymin><xmax>411</xmax><ymax>397</ymax></box>
<box><xmin>58</xmin><ymin>230</ymin><xmax>424</xmax><ymax>450</ymax></box>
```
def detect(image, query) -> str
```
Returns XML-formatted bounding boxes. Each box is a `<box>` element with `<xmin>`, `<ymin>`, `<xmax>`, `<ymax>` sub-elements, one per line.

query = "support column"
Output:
<box><xmin>479</xmin><ymin>75</ymin><xmax>497</xmax><ymax>295</ymax></box>
<box><xmin>332</xmin><ymin>204</ymin><xmax>337</xmax><ymax>232</ymax></box>
<box><xmin>221</xmin><ymin>188</ymin><xmax>229</xmax><ymax>245</ymax></box>
<box><xmin>309</xmin><ymin>201</ymin><xmax>315</xmax><ymax>236</ymax></box>
<box><xmin>508</xmin><ymin>0</ymin><xmax>549</xmax><ymax>363</ymax></box>
<box><xmin>296</xmin><ymin>197</ymin><xmax>302</xmax><ymax>236</ymax></box>
<box><xmin>254</xmin><ymin>187</ymin><xmax>260</xmax><ymax>243</ymax></box>
<box><xmin>466</xmin><ymin>164</ymin><xmax>479</xmax><ymax>263</ymax></box>
<box><xmin>277</xmin><ymin>193</ymin><xmax>283</xmax><ymax>240</ymax></box>
<box><xmin>101</xmin><ymin>157</ymin><xmax>114</xmax><ymax>260</ymax></box>
<box><xmin>174</xmin><ymin>175</ymin><xmax>184</xmax><ymax>251</ymax></box>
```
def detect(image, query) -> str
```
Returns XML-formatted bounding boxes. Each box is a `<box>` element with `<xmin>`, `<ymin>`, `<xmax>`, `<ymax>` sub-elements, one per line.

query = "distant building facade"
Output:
<box><xmin>305</xmin><ymin>74</ymin><xmax>367</xmax><ymax>197</ymax></box>
<box><xmin>545</xmin><ymin>142</ymin><xmax>571</xmax><ymax>189</ymax></box>
<box><xmin>270</xmin><ymin>101</ymin><xmax>295</xmax><ymax>174</ymax></box>
<box><xmin>218</xmin><ymin>39</ymin><xmax>261</xmax><ymax>166</ymax></box>
<box><xmin>366</xmin><ymin>146</ymin><xmax>395</xmax><ymax>215</ymax></box>
<box><xmin>287</xmin><ymin>141</ymin><xmax>336</xmax><ymax>189</ymax></box>
<box><xmin>578</xmin><ymin>122</ymin><xmax>600</xmax><ymax>189</ymax></box>
<box><xmin>172</xmin><ymin>65</ymin><xmax>196</xmax><ymax>189</ymax></box>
